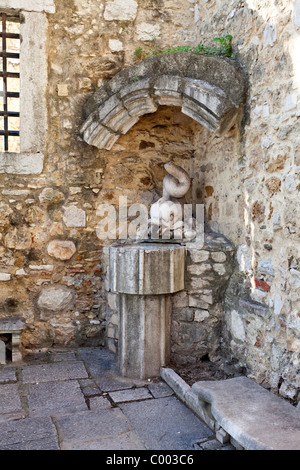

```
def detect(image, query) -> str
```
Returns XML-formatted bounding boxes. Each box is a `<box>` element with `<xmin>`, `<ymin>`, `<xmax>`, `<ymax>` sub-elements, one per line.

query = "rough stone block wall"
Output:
<box><xmin>171</xmin><ymin>232</ymin><xmax>235</xmax><ymax>366</ymax></box>
<box><xmin>190</xmin><ymin>0</ymin><xmax>300</xmax><ymax>401</ymax></box>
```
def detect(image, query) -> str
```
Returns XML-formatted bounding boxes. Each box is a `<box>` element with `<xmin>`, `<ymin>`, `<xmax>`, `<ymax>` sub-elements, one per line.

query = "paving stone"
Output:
<box><xmin>220</xmin><ymin>443</ymin><xmax>236</xmax><ymax>450</ymax></box>
<box><xmin>0</xmin><ymin>416</ymin><xmax>59</xmax><ymax>450</ymax></box>
<box><xmin>0</xmin><ymin>383</ymin><xmax>23</xmax><ymax>415</ymax></box>
<box><xmin>81</xmin><ymin>386</ymin><xmax>102</xmax><ymax>398</ymax></box>
<box><xmin>109</xmin><ymin>387</ymin><xmax>153</xmax><ymax>404</ymax></box>
<box><xmin>79</xmin><ymin>378</ymin><xmax>95</xmax><ymax>387</ymax></box>
<box><xmin>22</xmin><ymin>360</ymin><xmax>88</xmax><ymax>383</ymax></box>
<box><xmin>50</xmin><ymin>352</ymin><xmax>77</xmax><ymax>362</ymax></box>
<box><xmin>148</xmin><ymin>381</ymin><xmax>174</xmax><ymax>398</ymax></box>
<box><xmin>61</xmin><ymin>431</ymin><xmax>146</xmax><ymax>450</ymax></box>
<box><xmin>96</xmin><ymin>375</ymin><xmax>136</xmax><ymax>392</ymax></box>
<box><xmin>0</xmin><ymin>367</ymin><xmax>17</xmax><ymax>383</ymax></box>
<box><xmin>77</xmin><ymin>347</ymin><xmax>118</xmax><ymax>377</ymax></box>
<box><xmin>28</xmin><ymin>380</ymin><xmax>88</xmax><ymax>416</ymax></box>
<box><xmin>1</xmin><ymin>436</ymin><xmax>60</xmax><ymax>450</ymax></box>
<box><xmin>120</xmin><ymin>396</ymin><xmax>213</xmax><ymax>450</ymax></box>
<box><xmin>88</xmin><ymin>396</ymin><xmax>112</xmax><ymax>410</ymax></box>
<box><xmin>55</xmin><ymin>409</ymin><xmax>131</xmax><ymax>449</ymax></box>
<box><xmin>197</xmin><ymin>438</ymin><xmax>226</xmax><ymax>450</ymax></box>
<box><xmin>0</xmin><ymin>347</ymin><xmax>233</xmax><ymax>450</ymax></box>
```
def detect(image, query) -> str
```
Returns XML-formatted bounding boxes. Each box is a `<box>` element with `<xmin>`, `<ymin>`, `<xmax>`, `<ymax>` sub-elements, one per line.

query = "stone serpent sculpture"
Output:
<box><xmin>162</xmin><ymin>161</ymin><xmax>191</xmax><ymax>199</ymax></box>
<box><xmin>149</xmin><ymin>161</ymin><xmax>195</xmax><ymax>240</ymax></box>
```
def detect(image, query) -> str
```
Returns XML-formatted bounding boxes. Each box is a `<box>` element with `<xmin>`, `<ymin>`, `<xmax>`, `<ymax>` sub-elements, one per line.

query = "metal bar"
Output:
<box><xmin>7</xmin><ymin>92</ymin><xmax>19</xmax><ymax>98</ymax></box>
<box><xmin>0</xmin><ymin>12</ymin><xmax>20</xmax><ymax>152</ymax></box>
<box><xmin>0</xmin><ymin>130</ymin><xmax>19</xmax><ymax>136</ymax></box>
<box><xmin>0</xmin><ymin>111</ymin><xmax>20</xmax><ymax>117</ymax></box>
<box><xmin>0</xmin><ymin>71</ymin><xmax>20</xmax><ymax>78</ymax></box>
<box><xmin>2</xmin><ymin>13</ymin><xmax>8</xmax><ymax>151</ymax></box>
<box><xmin>0</xmin><ymin>33</ymin><xmax>20</xmax><ymax>39</ymax></box>
<box><xmin>0</xmin><ymin>91</ymin><xmax>20</xmax><ymax>98</ymax></box>
<box><xmin>0</xmin><ymin>52</ymin><xmax>19</xmax><ymax>59</ymax></box>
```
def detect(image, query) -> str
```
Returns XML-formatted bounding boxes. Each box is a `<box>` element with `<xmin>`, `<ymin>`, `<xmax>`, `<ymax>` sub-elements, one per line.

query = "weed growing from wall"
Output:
<box><xmin>134</xmin><ymin>35</ymin><xmax>233</xmax><ymax>61</ymax></box>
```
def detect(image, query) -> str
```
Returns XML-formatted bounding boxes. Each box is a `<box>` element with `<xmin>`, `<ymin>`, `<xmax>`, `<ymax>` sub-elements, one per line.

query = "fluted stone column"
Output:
<box><xmin>107</xmin><ymin>243</ymin><xmax>186</xmax><ymax>379</ymax></box>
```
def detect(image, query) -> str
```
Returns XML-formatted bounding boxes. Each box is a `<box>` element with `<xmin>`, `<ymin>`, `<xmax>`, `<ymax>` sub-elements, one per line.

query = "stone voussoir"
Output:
<box><xmin>81</xmin><ymin>53</ymin><xmax>247</xmax><ymax>149</ymax></box>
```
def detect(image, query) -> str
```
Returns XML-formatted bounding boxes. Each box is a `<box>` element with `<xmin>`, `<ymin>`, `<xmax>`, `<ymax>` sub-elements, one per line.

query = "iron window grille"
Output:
<box><xmin>0</xmin><ymin>12</ymin><xmax>20</xmax><ymax>152</ymax></box>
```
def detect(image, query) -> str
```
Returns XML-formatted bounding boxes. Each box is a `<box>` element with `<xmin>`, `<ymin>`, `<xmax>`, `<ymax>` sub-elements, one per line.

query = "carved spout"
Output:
<box><xmin>163</xmin><ymin>162</ymin><xmax>191</xmax><ymax>199</ymax></box>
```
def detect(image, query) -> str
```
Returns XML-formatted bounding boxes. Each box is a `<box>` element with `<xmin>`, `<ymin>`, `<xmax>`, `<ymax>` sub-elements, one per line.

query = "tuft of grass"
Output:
<box><xmin>134</xmin><ymin>35</ymin><xmax>233</xmax><ymax>61</ymax></box>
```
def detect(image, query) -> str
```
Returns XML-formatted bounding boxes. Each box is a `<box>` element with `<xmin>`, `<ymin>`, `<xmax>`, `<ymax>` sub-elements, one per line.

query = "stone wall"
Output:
<box><xmin>189</xmin><ymin>0</ymin><xmax>300</xmax><ymax>401</ymax></box>
<box><xmin>0</xmin><ymin>0</ymin><xmax>299</xmax><ymax>403</ymax></box>
<box><xmin>172</xmin><ymin>232</ymin><xmax>235</xmax><ymax>366</ymax></box>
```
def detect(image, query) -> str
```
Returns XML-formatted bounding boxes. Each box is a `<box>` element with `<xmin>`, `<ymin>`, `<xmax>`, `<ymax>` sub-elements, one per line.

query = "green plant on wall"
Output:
<box><xmin>134</xmin><ymin>34</ymin><xmax>233</xmax><ymax>60</ymax></box>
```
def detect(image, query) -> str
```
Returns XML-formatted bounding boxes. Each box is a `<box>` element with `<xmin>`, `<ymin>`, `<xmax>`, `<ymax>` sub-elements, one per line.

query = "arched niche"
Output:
<box><xmin>80</xmin><ymin>52</ymin><xmax>247</xmax><ymax>150</ymax></box>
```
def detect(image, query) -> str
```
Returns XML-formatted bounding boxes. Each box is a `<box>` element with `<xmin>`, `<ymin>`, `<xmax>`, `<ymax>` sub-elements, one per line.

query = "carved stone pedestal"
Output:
<box><xmin>106</xmin><ymin>243</ymin><xmax>185</xmax><ymax>379</ymax></box>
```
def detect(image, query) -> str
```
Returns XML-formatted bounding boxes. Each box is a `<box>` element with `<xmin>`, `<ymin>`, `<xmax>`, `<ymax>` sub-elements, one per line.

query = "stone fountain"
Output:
<box><xmin>106</xmin><ymin>162</ymin><xmax>193</xmax><ymax>379</ymax></box>
<box><xmin>81</xmin><ymin>53</ymin><xmax>246</xmax><ymax>380</ymax></box>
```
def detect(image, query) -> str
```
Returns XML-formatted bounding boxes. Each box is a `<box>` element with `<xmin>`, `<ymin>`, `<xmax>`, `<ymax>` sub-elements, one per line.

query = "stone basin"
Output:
<box><xmin>106</xmin><ymin>242</ymin><xmax>186</xmax><ymax>379</ymax></box>
<box><xmin>107</xmin><ymin>242</ymin><xmax>186</xmax><ymax>296</ymax></box>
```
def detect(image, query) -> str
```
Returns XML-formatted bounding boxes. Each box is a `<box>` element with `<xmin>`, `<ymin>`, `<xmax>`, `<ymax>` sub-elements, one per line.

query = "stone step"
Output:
<box><xmin>191</xmin><ymin>376</ymin><xmax>300</xmax><ymax>450</ymax></box>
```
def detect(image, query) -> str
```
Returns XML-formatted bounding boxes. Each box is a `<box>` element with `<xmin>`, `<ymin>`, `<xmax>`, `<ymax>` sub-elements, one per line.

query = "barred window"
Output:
<box><xmin>0</xmin><ymin>12</ymin><xmax>20</xmax><ymax>152</ymax></box>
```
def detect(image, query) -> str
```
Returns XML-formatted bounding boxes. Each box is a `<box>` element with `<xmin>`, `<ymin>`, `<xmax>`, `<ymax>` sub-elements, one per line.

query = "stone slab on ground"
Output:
<box><xmin>109</xmin><ymin>387</ymin><xmax>153</xmax><ymax>404</ymax></box>
<box><xmin>54</xmin><ymin>408</ymin><xmax>142</xmax><ymax>450</ymax></box>
<box><xmin>0</xmin><ymin>347</ymin><xmax>235</xmax><ymax>450</ymax></box>
<box><xmin>120</xmin><ymin>396</ymin><xmax>213</xmax><ymax>450</ymax></box>
<box><xmin>194</xmin><ymin>438</ymin><xmax>235</xmax><ymax>450</ymax></box>
<box><xmin>96</xmin><ymin>373</ymin><xmax>147</xmax><ymax>392</ymax></box>
<box><xmin>77</xmin><ymin>347</ymin><xmax>118</xmax><ymax>376</ymax></box>
<box><xmin>0</xmin><ymin>416</ymin><xmax>59</xmax><ymax>450</ymax></box>
<box><xmin>28</xmin><ymin>380</ymin><xmax>88</xmax><ymax>417</ymax></box>
<box><xmin>0</xmin><ymin>383</ymin><xmax>23</xmax><ymax>416</ymax></box>
<box><xmin>88</xmin><ymin>396</ymin><xmax>112</xmax><ymax>410</ymax></box>
<box><xmin>148</xmin><ymin>381</ymin><xmax>174</xmax><ymax>398</ymax></box>
<box><xmin>50</xmin><ymin>352</ymin><xmax>77</xmax><ymax>362</ymax></box>
<box><xmin>21</xmin><ymin>360</ymin><xmax>88</xmax><ymax>383</ymax></box>
<box><xmin>59</xmin><ymin>431</ymin><xmax>146</xmax><ymax>451</ymax></box>
<box><xmin>192</xmin><ymin>376</ymin><xmax>300</xmax><ymax>450</ymax></box>
<box><xmin>0</xmin><ymin>367</ymin><xmax>17</xmax><ymax>383</ymax></box>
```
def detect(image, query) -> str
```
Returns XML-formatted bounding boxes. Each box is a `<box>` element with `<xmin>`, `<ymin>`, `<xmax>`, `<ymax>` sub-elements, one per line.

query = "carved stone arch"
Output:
<box><xmin>80</xmin><ymin>52</ymin><xmax>247</xmax><ymax>150</ymax></box>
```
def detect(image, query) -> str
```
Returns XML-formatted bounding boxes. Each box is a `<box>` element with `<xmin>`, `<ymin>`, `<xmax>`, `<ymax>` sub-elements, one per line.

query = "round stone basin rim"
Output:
<box><xmin>107</xmin><ymin>242</ymin><xmax>186</xmax><ymax>295</ymax></box>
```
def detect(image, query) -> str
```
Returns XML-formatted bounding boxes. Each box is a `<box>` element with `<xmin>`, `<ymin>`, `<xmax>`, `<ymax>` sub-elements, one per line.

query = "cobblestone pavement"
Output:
<box><xmin>0</xmin><ymin>347</ymin><xmax>235</xmax><ymax>450</ymax></box>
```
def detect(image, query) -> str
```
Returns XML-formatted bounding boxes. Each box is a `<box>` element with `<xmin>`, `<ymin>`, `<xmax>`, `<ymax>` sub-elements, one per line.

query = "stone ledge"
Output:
<box><xmin>192</xmin><ymin>376</ymin><xmax>300</xmax><ymax>450</ymax></box>
<box><xmin>0</xmin><ymin>317</ymin><xmax>25</xmax><ymax>332</ymax></box>
<box><xmin>0</xmin><ymin>0</ymin><xmax>55</xmax><ymax>13</ymax></box>
<box><xmin>161</xmin><ymin>368</ymin><xmax>300</xmax><ymax>450</ymax></box>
